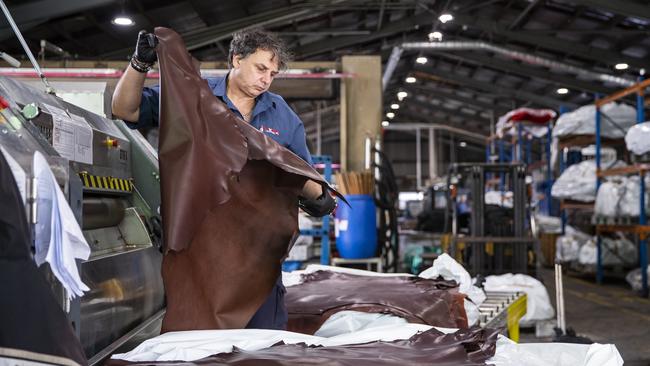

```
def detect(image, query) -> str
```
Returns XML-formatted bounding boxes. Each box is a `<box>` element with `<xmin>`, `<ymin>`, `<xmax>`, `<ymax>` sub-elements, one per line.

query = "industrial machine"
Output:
<box><xmin>0</xmin><ymin>75</ymin><xmax>164</xmax><ymax>363</ymax></box>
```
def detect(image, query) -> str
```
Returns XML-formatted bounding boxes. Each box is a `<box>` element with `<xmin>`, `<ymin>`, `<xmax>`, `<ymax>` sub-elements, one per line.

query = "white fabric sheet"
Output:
<box><xmin>33</xmin><ymin>151</ymin><xmax>90</xmax><ymax>299</ymax></box>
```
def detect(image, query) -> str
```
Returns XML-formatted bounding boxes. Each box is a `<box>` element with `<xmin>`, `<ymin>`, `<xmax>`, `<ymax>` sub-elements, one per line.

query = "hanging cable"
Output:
<box><xmin>0</xmin><ymin>0</ymin><xmax>54</xmax><ymax>93</ymax></box>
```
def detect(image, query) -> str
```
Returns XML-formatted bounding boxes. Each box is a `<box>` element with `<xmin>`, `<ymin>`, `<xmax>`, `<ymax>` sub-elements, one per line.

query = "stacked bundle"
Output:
<box><xmin>335</xmin><ymin>171</ymin><xmax>374</xmax><ymax>195</ymax></box>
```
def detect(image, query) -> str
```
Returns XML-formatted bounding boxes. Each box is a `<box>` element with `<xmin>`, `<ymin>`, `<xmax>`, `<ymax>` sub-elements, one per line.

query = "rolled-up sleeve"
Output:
<box><xmin>124</xmin><ymin>85</ymin><xmax>160</xmax><ymax>129</ymax></box>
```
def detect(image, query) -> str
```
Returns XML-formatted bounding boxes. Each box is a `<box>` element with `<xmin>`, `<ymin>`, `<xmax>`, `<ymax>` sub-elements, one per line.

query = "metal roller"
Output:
<box><xmin>82</xmin><ymin>197</ymin><xmax>127</xmax><ymax>230</ymax></box>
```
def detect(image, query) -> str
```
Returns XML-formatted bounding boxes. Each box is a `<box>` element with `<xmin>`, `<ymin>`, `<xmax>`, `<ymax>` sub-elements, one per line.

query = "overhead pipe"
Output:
<box><xmin>382</xmin><ymin>41</ymin><xmax>635</xmax><ymax>90</ymax></box>
<box><xmin>383</xmin><ymin>122</ymin><xmax>486</xmax><ymax>143</ymax></box>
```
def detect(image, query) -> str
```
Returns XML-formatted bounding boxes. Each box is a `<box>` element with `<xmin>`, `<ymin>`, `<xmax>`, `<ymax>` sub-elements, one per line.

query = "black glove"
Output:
<box><xmin>299</xmin><ymin>187</ymin><xmax>336</xmax><ymax>217</ymax></box>
<box><xmin>131</xmin><ymin>30</ymin><xmax>158</xmax><ymax>72</ymax></box>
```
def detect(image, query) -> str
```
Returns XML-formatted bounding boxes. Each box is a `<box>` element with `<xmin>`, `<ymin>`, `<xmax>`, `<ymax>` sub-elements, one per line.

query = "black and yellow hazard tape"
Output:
<box><xmin>78</xmin><ymin>172</ymin><xmax>133</xmax><ymax>193</ymax></box>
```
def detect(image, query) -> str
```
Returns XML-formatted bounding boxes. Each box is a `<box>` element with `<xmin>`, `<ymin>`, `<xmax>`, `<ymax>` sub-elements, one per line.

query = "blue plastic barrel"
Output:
<box><xmin>335</xmin><ymin>194</ymin><xmax>377</xmax><ymax>259</ymax></box>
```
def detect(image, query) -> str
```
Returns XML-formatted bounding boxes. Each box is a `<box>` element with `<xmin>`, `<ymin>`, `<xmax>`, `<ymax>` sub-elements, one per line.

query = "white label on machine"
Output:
<box><xmin>46</xmin><ymin>104</ymin><xmax>93</xmax><ymax>165</ymax></box>
<box><xmin>41</xmin><ymin>102</ymin><xmax>69</xmax><ymax>118</ymax></box>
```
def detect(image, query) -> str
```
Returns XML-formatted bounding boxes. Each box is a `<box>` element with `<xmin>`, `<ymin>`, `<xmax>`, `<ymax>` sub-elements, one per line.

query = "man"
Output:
<box><xmin>112</xmin><ymin>29</ymin><xmax>335</xmax><ymax>330</ymax></box>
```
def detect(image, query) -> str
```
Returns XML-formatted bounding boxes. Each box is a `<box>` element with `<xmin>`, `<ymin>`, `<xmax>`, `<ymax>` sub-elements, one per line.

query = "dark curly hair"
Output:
<box><xmin>228</xmin><ymin>29</ymin><xmax>291</xmax><ymax>70</ymax></box>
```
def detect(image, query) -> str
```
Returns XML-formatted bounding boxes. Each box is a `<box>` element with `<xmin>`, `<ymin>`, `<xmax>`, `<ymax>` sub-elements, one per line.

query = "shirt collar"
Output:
<box><xmin>212</xmin><ymin>73</ymin><xmax>275</xmax><ymax>117</ymax></box>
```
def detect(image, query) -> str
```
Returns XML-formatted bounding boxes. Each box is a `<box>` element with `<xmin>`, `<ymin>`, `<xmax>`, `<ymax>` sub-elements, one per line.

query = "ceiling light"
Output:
<box><xmin>438</xmin><ymin>13</ymin><xmax>454</xmax><ymax>23</ymax></box>
<box><xmin>382</xmin><ymin>121</ymin><xmax>390</xmax><ymax>127</ymax></box>
<box><xmin>391</xmin><ymin>103</ymin><xmax>400</xmax><ymax>110</ymax></box>
<box><xmin>386</xmin><ymin>112</ymin><xmax>395</xmax><ymax>119</ymax></box>
<box><xmin>405</xmin><ymin>76</ymin><xmax>417</xmax><ymax>83</ymax></box>
<box><xmin>428</xmin><ymin>31</ymin><xmax>443</xmax><ymax>41</ymax></box>
<box><xmin>459</xmin><ymin>141</ymin><xmax>467</xmax><ymax>147</ymax></box>
<box><xmin>556</xmin><ymin>87</ymin><xmax>569</xmax><ymax>95</ymax></box>
<box><xmin>416</xmin><ymin>56</ymin><xmax>428</xmax><ymax>64</ymax></box>
<box><xmin>397</xmin><ymin>91</ymin><xmax>408</xmax><ymax>100</ymax></box>
<box><xmin>615</xmin><ymin>63</ymin><xmax>628</xmax><ymax>70</ymax></box>
<box><xmin>112</xmin><ymin>16</ymin><xmax>134</xmax><ymax>26</ymax></box>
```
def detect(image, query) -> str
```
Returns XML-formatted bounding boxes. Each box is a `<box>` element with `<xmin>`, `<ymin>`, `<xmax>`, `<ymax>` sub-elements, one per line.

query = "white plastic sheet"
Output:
<box><xmin>553</xmin><ymin>102</ymin><xmax>636</xmax><ymax>139</ymax></box>
<box><xmin>578</xmin><ymin>235</ymin><xmax>637</xmax><ymax>267</ymax></box>
<box><xmin>487</xmin><ymin>335</ymin><xmax>623</xmax><ymax>366</ymax></box>
<box><xmin>625</xmin><ymin>121</ymin><xmax>650</xmax><ymax>155</ymax></box>
<box><xmin>33</xmin><ymin>151</ymin><xmax>90</xmax><ymax>299</ymax></box>
<box><xmin>483</xmin><ymin>273</ymin><xmax>555</xmax><ymax>327</ymax></box>
<box><xmin>419</xmin><ymin>253</ymin><xmax>486</xmax><ymax>305</ymax></box>
<box><xmin>112</xmin><ymin>324</ymin><xmax>433</xmax><ymax>362</ymax></box>
<box><xmin>314</xmin><ymin>311</ymin><xmax>408</xmax><ymax>337</ymax></box>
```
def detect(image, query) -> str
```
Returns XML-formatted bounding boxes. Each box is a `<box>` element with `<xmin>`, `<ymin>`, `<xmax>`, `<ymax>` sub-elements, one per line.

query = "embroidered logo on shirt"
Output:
<box><xmin>260</xmin><ymin>126</ymin><xmax>280</xmax><ymax>136</ymax></box>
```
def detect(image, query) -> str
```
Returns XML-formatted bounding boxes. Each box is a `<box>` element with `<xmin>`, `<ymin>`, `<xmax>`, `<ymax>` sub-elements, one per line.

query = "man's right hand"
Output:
<box><xmin>133</xmin><ymin>30</ymin><xmax>158</xmax><ymax>65</ymax></box>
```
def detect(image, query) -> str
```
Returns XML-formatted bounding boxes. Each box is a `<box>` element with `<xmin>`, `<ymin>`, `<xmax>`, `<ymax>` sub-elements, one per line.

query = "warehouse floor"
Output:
<box><xmin>520</xmin><ymin>267</ymin><xmax>650</xmax><ymax>365</ymax></box>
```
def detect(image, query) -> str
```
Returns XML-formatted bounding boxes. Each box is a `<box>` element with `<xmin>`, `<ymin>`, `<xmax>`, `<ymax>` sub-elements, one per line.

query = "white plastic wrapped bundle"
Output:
<box><xmin>553</xmin><ymin>102</ymin><xmax>636</xmax><ymax>138</ymax></box>
<box><xmin>555</xmin><ymin>226</ymin><xmax>591</xmax><ymax>262</ymax></box>
<box><xmin>625</xmin><ymin>121</ymin><xmax>650</xmax><ymax>155</ymax></box>
<box><xmin>595</xmin><ymin>176</ymin><xmax>650</xmax><ymax>218</ymax></box>
<box><xmin>626</xmin><ymin>266</ymin><xmax>650</xmax><ymax>292</ymax></box>
<box><xmin>485</xmin><ymin>190</ymin><xmax>514</xmax><ymax>208</ymax></box>
<box><xmin>551</xmin><ymin>159</ymin><xmax>625</xmax><ymax>202</ymax></box>
<box><xmin>578</xmin><ymin>235</ymin><xmax>637</xmax><ymax>266</ymax></box>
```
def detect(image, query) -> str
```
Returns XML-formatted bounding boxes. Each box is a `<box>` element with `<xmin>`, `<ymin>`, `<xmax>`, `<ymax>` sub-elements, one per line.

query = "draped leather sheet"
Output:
<box><xmin>0</xmin><ymin>152</ymin><xmax>87</xmax><ymax>366</ymax></box>
<box><xmin>106</xmin><ymin>327</ymin><xmax>499</xmax><ymax>366</ymax></box>
<box><xmin>286</xmin><ymin>271</ymin><xmax>468</xmax><ymax>335</ymax></box>
<box><xmin>155</xmin><ymin>27</ymin><xmax>336</xmax><ymax>332</ymax></box>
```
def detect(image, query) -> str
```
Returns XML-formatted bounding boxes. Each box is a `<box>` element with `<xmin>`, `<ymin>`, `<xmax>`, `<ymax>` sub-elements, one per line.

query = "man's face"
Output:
<box><xmin>231</xmin><ymin>49</ymin><xmax>280</xmax><ymax>98</ymax></box>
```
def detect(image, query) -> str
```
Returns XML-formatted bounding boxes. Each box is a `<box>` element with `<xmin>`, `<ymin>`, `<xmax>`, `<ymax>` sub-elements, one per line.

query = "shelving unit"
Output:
<box><xmin>298</xmin><ymin>155</ymin><xmax>333</xmax><ymax>265</ymax></box>
<box><xmin>593</xmin><ymin>78</ymin><xmax>650</xmax><ymax>296</ymax></box>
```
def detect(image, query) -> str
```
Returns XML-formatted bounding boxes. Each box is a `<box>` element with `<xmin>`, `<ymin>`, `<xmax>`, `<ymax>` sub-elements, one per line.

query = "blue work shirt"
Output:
<box><xmin>126</xmin><ymin>74</ymin><xmax>312</xmax><ymax>164</ymax></box>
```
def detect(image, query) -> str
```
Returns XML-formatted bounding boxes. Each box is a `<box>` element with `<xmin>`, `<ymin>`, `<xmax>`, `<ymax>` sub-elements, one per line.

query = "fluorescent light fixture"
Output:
<box><xmin>416</xmin><ymin>56</ymin><xmax>428</xmax><ymax>64</ymax></box>
<box><xmin>459</xmin><ymin>141</ymin><xmax>467</xmax><ymax>147</ymax></box>
<box><xmin>112</xmin><ymin>16</ymin><xmax>134</xmax><ymax>26</ymax></box>
<box><xmin>556</xmin><ymin>87</ymin><xmax>569</xmax><ymax>95</ymax></box>
<box><xmin>386</xmin><ymin>112</ymin><xmax>395</xmax><ymax>119</ymax></box>
<box><xmin>382</xmin><ymin>120</ymin><xmax>390</xmax><ymax>127</ymax></box>
<box><xmin>390</xmin><ymin>103</ymin><xmax>400</xmax><ymax>110</ymax></box>
<box><xmin>615</xmin><ymin>63</ymin><xmax>628</xmax><ymax>70</ymax></box>
<box><xmin>397</xmin><ymin>91</ymin><xmax>408</xmax><ymax>100</ymax></box>
<box><xmin>428</xmin><ymin>31</ymin><xmax>443</xmax><ymax>41</ymax></box>
<box><xmin>405</xmin><ymin>76</ymin><xmax>417</xmax><ymax>83</ymax></box>
<box><xmin>438</xmin><ymin>13</ymin><xmax>454</xmax><ymax>23</ymax></box>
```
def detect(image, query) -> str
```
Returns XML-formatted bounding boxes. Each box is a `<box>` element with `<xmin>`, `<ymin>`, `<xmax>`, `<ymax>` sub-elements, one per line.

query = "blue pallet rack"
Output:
<box><xmin>299</xmin><ymin>155</ymin><xmax>333</xmax><ymax>265</ymax></box>
<box><xmin>593</xmin><ymin>77</ymin><xmax>650</xmax><ymax>296</ymax></box>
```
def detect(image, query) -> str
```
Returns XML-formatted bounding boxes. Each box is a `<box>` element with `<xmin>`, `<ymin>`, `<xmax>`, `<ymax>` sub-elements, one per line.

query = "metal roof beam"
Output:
<box><xmin>568</xmin><ymin>0</ymin><xmax>650</xmax><ymax>21</ymax></box>
<box><xmin>432</xmin><ymin>51</ymin><xmax>614</xmax><ymax>94</ymax></box>
<box><xmin>412</xmin><ymin>66</ymin><xmax>578</xmax><ymax>108</ymax></box>
<box><xmin>453</xmin><ymin>12</ymin><xmax>648</xmax><ymax>69</ymax></box>
<box><xmin>294</xmin><ymin>11</ymin><xmax>435</xmax><ymax>59</ymax></box>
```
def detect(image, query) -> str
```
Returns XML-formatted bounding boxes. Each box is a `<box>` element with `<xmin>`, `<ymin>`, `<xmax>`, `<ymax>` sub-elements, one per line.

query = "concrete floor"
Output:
<box><xmin>520</xmin><ymin>267</ymin><xmax>650</xmax><ymax>365</ymax></box>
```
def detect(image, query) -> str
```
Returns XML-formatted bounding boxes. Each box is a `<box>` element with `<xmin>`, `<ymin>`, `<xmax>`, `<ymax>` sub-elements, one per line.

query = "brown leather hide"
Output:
<box><xmin>155</xmin><ymin>27</ymin><xmax>333</xmax><ymax>331</ymax></box>
<box><xmin>105</xmin><ymin>326</ymin><xmax>499</xmax><ymax>366</ymax></box>
<box><xmin>286</xmin><ymin>271</ymin><xmax>469</xmax><ymax>334</ymax></box>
